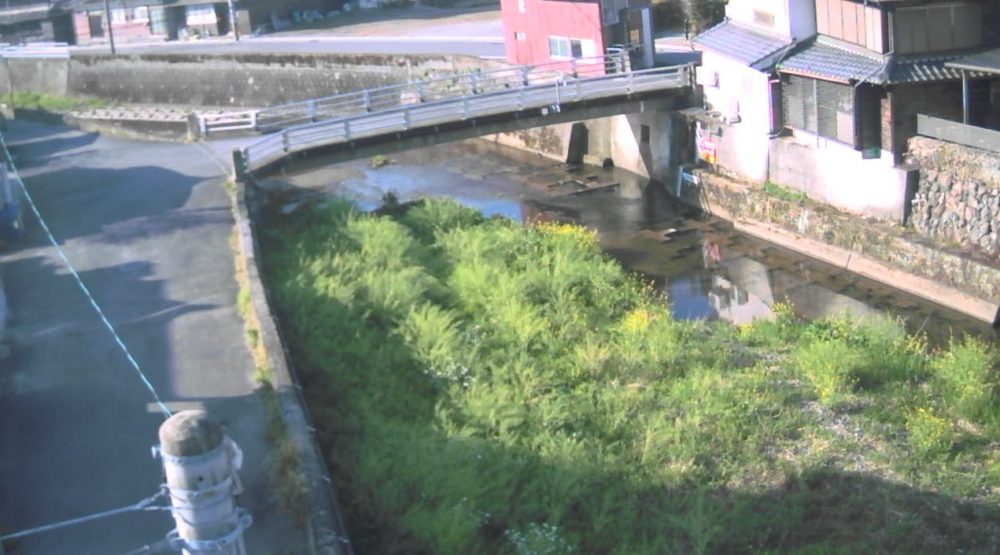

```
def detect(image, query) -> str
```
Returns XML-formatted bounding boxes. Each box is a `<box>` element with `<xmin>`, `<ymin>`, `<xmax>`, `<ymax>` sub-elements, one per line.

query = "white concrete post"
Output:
<box><xmin>157</xmin><ymin>411</ymin><xmax>251</xmax><ymax>555</ymax></box>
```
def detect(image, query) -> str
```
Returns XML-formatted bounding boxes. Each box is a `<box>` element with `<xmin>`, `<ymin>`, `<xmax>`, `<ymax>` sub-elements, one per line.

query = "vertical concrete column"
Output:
<box><xmin>158</xmin><ymin>410</ymin><xmax>251</xmax><ymax>555</ymax></box>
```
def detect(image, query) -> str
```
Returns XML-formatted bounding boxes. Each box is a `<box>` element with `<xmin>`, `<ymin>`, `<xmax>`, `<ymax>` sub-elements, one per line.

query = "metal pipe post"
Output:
<box><xmin>102</xmin><ymin>0</ymin><xmax>116</xmax><ymax>55</ymax></box>
<box><xmin>158</xmin><ymin>411</ymin><xmax>251</xmax><ymax>555</ymax></box>
<box><xmin>962</xmin><ymin>71</ymin><xmax>970</xmax><ymax>124</ymax></box>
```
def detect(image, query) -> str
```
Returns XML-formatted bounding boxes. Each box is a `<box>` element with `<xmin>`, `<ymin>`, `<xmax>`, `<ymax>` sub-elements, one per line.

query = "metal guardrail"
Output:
<box><xmin>916</xmin><ymin>114</ymin><xmax>1000</xmax><ymax>154</ymax></box>
<box><xmin>236</xmin><ymin>63</ymin><xmax>692</xmax><ymax>176</ymax></box>
<box><xmin>199</xmin><ymin>55</ymin><xmax>631</xmax><ymax>136</ymax></box>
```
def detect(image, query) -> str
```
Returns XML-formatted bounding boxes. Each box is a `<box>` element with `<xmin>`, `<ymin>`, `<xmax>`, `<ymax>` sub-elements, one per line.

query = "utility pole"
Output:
<box><xmin>158</xmin><ymin>410</ymin><xmax>252</xmax><ymax>555</ymax></box>
<box><xmin>102</xmin><ymin>0</ymin><xmax>116</xmax><ymax>55</ymax></box>
<box><xmin>227</xmin><ymin>0</ymin><xmax>239</xmax><ymax>41</ymax></box>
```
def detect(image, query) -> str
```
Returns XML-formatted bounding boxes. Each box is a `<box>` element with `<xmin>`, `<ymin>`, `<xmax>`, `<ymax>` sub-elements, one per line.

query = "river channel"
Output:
<box><xmin>271</xmin><ymin>139</ymin><xmax>998</xmax><ymax>344</ymax></box>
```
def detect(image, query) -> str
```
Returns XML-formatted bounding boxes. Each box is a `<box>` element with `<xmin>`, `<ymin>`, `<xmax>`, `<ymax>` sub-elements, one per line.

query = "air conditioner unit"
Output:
<box><xmin>696</xmin><ymin>67</ymin><xmax>719</xmax><ymax>88</ymax></box>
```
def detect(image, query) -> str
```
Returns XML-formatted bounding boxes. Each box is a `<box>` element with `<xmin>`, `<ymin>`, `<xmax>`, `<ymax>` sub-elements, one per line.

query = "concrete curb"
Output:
<box><xmin>233</xmin><ymin>178</ymin><xmax>353</xmax><ymax>555</ymax></box>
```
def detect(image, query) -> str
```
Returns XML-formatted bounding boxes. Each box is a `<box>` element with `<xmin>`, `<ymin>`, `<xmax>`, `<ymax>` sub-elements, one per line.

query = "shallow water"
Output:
<box><xmin>280</xmin><ymin>140</ymin><xmax>998</xmax><ymax>344</ymax></box>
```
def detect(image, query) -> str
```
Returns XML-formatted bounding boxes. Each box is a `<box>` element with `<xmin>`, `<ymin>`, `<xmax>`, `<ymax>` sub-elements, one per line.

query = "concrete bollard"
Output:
<box><xmin>157</xmin><ymin>410</ymin><xmax>251</xmax><ymax>555</ymax></box>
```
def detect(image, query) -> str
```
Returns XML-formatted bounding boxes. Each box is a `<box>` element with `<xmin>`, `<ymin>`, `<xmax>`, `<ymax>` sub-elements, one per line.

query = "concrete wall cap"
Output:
<box><xmin>159</xmin><ymin>410</ymin><xmax>225</xmax><ymax>457</ymax></box>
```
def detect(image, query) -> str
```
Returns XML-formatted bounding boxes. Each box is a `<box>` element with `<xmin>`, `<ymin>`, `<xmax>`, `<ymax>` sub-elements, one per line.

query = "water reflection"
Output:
<box><xmin>277</xmin><ymin>140</ymin><xmax>996</xmax><ymax>343</ymax></box>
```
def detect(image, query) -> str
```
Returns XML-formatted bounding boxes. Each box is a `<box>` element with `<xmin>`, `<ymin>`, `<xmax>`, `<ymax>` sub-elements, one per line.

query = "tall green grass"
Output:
<box><xmin>262</xmin><ymin>198</ymin><xmax>1000</xmax><ymax>554</ymax></box>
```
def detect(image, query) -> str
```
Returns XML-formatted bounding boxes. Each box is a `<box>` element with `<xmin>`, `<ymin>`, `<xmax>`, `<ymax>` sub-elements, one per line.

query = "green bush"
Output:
<box><xmin>8</xmin><ymin>91</ymin><xmax>108</xmax><ymax>112</ymax></box>
<box><xmin>262</xmin><ymin>198</ymin><xmax>1000</xmax><ymax>554</ymax></box>
<box><xmin>932</xmin><ymin>337</ymin><xmax>998</xmax><ymax>425</ymax></box>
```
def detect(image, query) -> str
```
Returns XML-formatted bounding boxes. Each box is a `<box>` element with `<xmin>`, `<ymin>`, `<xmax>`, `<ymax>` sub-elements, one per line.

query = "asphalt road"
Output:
<box><xmin>76</xmin><ymin>34</ymin><xmax>506</xmax><ymax>58</ymax></box>
<box><xmin>0</xmin><ymin>120</ymin><xmax>302</xmax><ymax>554</ymax></box>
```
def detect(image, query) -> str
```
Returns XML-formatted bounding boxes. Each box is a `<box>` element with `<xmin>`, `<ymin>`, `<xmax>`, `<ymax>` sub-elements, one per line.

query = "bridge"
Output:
<box><xmin>218</xmin><ymin>55</ymin><xmax>695</xmax><ymax>179</ymax></box>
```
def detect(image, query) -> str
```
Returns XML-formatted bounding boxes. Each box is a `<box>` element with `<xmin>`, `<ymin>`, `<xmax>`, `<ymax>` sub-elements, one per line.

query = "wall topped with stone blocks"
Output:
<box><xmin>907</xmin><ymin>136</ymin><xmax>1000</xmax><ymax>260</ymax></box>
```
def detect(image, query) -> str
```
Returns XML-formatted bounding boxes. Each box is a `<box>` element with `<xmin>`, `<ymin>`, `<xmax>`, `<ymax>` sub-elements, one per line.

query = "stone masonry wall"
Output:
<box><xmin>906</xmin><ymin>136</ymin><xmax>1000</xmax><ymax>259</ymax></box>
<box><xmin>64</xmin><ymin>53</ymin><xmax>507</xmax><ymax>108</ymax></box>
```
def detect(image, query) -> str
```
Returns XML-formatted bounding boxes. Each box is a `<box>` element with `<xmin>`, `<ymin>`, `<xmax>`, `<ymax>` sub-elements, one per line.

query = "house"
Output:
<box><xmin>692</xmin><ymin>0</ymin><xmax>1000</xmax><ymax>221</ymax></box>
<box><xmin>777</xmin><ymin>0</ymin><xmax>1000</xmax><ymax>158</ymax></box>
<box><xmin>72</xmin><ymin>0</ymin><xmax>236</xmax><ymax>44</ymax></box>
<box><xmin>0</xmin><ymin>0</ymin><xmax>74</xmax><ymax>44</ymax></box>
<box><xmin>690</xmin><ymin>0</ymin><xmax>817</xmax><ymax>181</ymax></box>
<box><xmin>500</xmin><ymin>0</ymin><xmax>655</xmax><ymax>70</ymax></box>
<box><xmin>770</xmin><ymin>0</ymin><xmax>1000</xmax><ymax>218</ymax></box>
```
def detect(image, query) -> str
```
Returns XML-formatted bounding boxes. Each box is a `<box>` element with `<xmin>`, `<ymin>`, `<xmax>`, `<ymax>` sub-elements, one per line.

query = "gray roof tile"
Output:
<box><xmin>946</xmin><ymin>47</ymin><xmax>1000</xmax><ymax>75</ymax></box>
<box><xmin>891</xmin><ymin>52</ymin><xmax>992</xmax><ymax>83</ymax></box>
<box><xmin>778</xmin><ymin>37</ymin><xmax>885</xmax><ymax>83</ymax></box>
<box><xmin>692</xmin><ymin>20</ymin><xmax>793</xmax><ymax>71</ymax></box>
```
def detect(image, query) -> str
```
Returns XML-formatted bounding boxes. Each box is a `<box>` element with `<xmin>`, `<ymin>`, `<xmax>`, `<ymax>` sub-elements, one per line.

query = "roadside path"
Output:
<box><xmin>0</xmin><ymin>120</ymin><xmax>302</xmax><ymax>554</ymax></box>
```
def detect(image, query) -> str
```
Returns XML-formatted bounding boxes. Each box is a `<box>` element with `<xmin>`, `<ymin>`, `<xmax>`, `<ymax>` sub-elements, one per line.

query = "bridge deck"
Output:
<box><xmin>225</xmin><ymin>57</ymin><xmax>692</xmax><ymax>178</ymax></box>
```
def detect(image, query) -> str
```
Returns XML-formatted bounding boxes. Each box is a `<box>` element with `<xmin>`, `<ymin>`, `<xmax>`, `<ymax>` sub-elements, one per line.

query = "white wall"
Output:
<box><xmin>699</xmin><ymin>51</ymin><xmax>774</xmax><ymax>182</ymax></box>
<box><xmin>768</xmin><ymin>132</ymin><xmax>911</xmax><ymax>220</ymax></box>
<box><xmin>724</xmin><ymin>0</ymin><xmax>816</xmax><ymax>40</ymax></box>
<box><xmin>787</xmin><ymin>0</ymin><xmax>817</xmax><ymax>40</ymax></box>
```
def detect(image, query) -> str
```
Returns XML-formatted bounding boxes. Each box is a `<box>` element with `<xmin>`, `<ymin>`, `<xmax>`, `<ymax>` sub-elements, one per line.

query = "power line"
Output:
<box><xmin>0</xmin><ymin>133</ymin><xmax>172</xmax><ymax>417</ymax></box>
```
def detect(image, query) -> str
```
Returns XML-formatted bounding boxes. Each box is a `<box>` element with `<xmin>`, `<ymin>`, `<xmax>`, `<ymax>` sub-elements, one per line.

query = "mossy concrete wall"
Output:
<box><xmin>906</xmin><ymin>136</ymin><xmax>1000</xmax><ymax>259</ymax></box>
<box><xmin>676</xmin><ymin>170</ymin><xmax>1000</xmax><ymax>325</ymax></box>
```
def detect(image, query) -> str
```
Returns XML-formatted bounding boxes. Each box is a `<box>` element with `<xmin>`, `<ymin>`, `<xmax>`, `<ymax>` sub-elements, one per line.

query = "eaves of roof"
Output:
<box><xmin>778</xmin><ymin>36</ymin><xmax>886</xmax><ymax>84</ymax></box>
<box><xmin>943</xmin><ymin>47</ymin><xmax>1000</xmax><ymax>77</ymax></box>
<box><xmin>692</xmin><ymin>20</ymin><xmax>794</xmax><ymax>71</ymax></box>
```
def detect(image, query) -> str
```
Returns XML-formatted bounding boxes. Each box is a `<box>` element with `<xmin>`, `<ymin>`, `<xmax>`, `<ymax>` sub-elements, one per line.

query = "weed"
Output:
<box><xmin>259</xmin><ymin>197</ymin><xmax>1000</xmax><ymax>554</ymax></box>
<box><xmin>763</xmin><ymin>182</ymin><xmax>808</xmax><ymax>203</ymax></box>
<box><xmin>8</xmin><ymin>91</ymin><xmax>108</xmax><ymax>112</ymax></box>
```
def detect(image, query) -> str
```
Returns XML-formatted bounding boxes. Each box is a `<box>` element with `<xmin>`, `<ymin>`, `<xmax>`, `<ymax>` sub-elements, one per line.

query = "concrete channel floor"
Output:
<box><xmin>0</xmin><ymin>120</ymin><xmax>303</xmax><ymax>554</ymax></box>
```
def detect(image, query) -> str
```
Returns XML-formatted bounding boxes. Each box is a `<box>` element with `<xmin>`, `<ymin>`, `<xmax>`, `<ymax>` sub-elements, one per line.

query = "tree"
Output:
<box><xmin>683</xmin><ymin>0</ymin><xmax>726</xmax><ymax>33</ymax></box>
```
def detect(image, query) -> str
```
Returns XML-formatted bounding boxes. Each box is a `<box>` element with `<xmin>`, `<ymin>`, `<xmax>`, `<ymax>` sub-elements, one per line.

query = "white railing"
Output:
<box><xmin>236</xmin><ymin>63</ymin><xmax>692</xmax><ymax>176</ymax></box>
<box><xmin>199</xmin><ymin>54</ymin><xmax>631</xmax><ymax>136</ymax></box>
<box><xmin>197</xmin><ymin>110</ymin><xmax>258</xmax><ymax>134</ymax></box>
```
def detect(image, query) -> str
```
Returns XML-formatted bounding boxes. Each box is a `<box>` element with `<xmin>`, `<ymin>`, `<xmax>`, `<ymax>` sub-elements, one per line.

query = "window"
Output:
<box><xmin>185</xmin><ymin>4</ymin><xmax>217</xmax><ymax>26</ymax></box>
<box><xmin>149</xmin><ymin>6</ymin><xmax>167</xmax><ymax>34</ymax></box>
<box><xmin>110</xmin><ymin>8</ymin><xmax>127</xmax><ymax>23</ymax></box>
<box><xmin>782</xmin><ymin>75</ymin><xmax>856</xmax><ymax>146</ymax></box>
<box><xmin>517</xmin><ymin>0</ymin><xmax>525</xmax><ymax>13</ymax></box>
<box><xmin>514</xmin><ymin>31</ymin><xmax>526</xmax><ymax>41</ymax></box>
<box><xmin>640</xmin><ymin>125</ymin><xmax>650</xmax><ymax>144</ymax></box>
<box><xmin>132</xmin><ymin>6</ymin><xmax>148</xmax><ymax>21</ymax></box>
<box><xmin>549</xmin><ymin>36</ymin><xmax>570</xmax><ymax>58</ymax></box>
<box><xmin>548</xmin><ymin>37</ymin><xmax>592</xmax><ymax>59</ymax></box>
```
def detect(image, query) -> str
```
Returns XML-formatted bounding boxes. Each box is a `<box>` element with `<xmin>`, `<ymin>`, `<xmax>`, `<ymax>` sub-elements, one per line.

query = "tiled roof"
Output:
<box><xmin>777</xmin><ymin>36</ymin><xmax>886</xmax><ymax>83</ymax></box>
<box><xmin>692</xmin><ymin>20</ymin><xmax>793</xmax><ymax>71</ymax></box>
<box><xmin>946</xmin><ymin>47</ymin><xmax>1000</xmax><ymax>75</ymax></box>
<box><xmin>888</xmin><ymin>52</ymin><xmax>991</xmax><ymax>83</ymax></box>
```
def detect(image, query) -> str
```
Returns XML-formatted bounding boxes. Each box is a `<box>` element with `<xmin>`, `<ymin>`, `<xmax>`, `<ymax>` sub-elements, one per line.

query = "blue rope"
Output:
<box><xmin>0</xmin><ymin>132</ymin><xmax>172</xmax><ymax>418</ymax></box>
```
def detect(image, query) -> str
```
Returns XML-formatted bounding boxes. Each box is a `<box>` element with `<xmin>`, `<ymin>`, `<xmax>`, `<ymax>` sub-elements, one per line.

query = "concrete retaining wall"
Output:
<box><xmin>673</xmin><ymin>170</ymin><xmax>1000</xmax><ymax>325</ymax></box>
<box><xmin>485</xmin><ymin>98</ymin><xmax>683</xmax><ymax>181</ymax></box>
<box><xmin>907</xmin><ymin>136</ymin><xmax>1000</xmax><ymax>259</ymax></box>
<box><xmin>0</xmin><ymin>58</ymin><xmax>70</xmax><ymax>97</ymax></box>
<box><xmin>3</xmin><ymin>53</ymin><xmax>506</xmax><ymax>108</ymax></box>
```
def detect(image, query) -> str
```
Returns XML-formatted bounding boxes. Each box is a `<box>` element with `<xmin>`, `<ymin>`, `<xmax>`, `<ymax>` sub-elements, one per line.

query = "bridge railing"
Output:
<box><xmin>237</xmin><ymin>63</ymin><xmax>692</xmax><ymax>176</ymax></box>
<box><xmin>202</xmin><ymin>54</ymin><xmax>631</xmax><ymax>135</ymax></box>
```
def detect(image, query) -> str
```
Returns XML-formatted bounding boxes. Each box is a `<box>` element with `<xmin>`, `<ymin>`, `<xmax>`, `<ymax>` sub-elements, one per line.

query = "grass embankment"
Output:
<box><xmin>7</xmin><ymin>91</ymin><xmax>108</xmax><ymax>113</ymax></box>
<box><xmin>261</xmin><ymin>198</ymin><xmax>999</xmax><ymax>554</ymax></box>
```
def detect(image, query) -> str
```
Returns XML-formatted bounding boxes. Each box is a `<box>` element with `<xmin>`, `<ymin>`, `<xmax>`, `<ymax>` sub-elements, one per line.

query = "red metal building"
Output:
<box><xmin>501</xmin><ymin>0</ymin><xmax>653</xmax><ymax>69</ymax></box>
